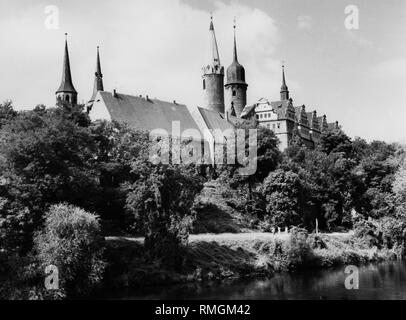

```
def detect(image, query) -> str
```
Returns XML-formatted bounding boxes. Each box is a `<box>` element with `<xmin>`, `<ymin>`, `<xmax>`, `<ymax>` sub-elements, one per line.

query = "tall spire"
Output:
<box><xmin>89</xmin><ymin>46</ymin><xmax>104</xmax><ymax>105</ymax></box>
<box><xmin>207</xmin><ymin>15</ymin><xmax>221</xmax><ymax>69</ymax></box>
<box><xmin>233</xmin><ymin>17</ymin><xmax>238</xmax><ymax>62</ymax></box>
<box><xmin>225</xmin><ymin>18</ymin><xmax>247</xmax><ymax>117</ymax></box>
<box><xmin>202</xmin><ymin>15</ymin><xmax>225</xmax><ymax>113</ymax></box>
<box><xmin>56</xmin><ymin>33</ymin><xmax>77</xmax><ymax>104</ymax></box>
<box><xmin>280</xmin><ymin>64</ymin><xmax>289</xmax><ymax>100</ymax></box>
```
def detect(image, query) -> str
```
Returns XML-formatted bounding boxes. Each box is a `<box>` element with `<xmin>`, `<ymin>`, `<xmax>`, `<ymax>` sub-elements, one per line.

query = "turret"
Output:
<box><xmin>280</xmin><ymin>65</ymin><xmax>289</xmax><ymax>101</ymax></box>
<box><xmin>56</xmin><ymin>33</ymin><xmax>77</xmax><ymax>104</ymax></box>
<box><xmin>88</xmin><ymin>46</ymin><xmax>104</xmax><ymax>107</ymax></box>
<box><xmin>202</xmin><ymin>16</ymin><xmax>224</xmax><ymax>113</ymax></box>
<box><xmin>225</xmin><ymin>19</ymin><xmax>247</xmax><ymax>117</ymax></box>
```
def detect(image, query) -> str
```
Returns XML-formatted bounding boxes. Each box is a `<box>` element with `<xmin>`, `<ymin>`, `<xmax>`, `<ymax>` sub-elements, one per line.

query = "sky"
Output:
<box><xmin>0</xmin><ymin>0</ymin><xmax>405</xmax><ymax>143</ymax></box>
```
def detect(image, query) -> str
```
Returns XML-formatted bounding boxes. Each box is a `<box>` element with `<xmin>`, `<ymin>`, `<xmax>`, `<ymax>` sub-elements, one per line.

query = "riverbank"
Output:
<box><xmin>103</xmin><ymin>231</ymin><xmax>399</xmax><ymax>291</ymax></box>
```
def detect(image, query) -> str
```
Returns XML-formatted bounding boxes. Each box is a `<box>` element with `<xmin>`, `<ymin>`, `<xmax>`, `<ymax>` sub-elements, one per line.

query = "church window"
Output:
<box><xmin>203</xmin><ymin>79</ymin><xmax>206</xmax><ymax>90</ymax></box>
<box><xmin>232</xmin><ymin>90</ymin><xmax>236</xmax><ymax>96</ymax></box>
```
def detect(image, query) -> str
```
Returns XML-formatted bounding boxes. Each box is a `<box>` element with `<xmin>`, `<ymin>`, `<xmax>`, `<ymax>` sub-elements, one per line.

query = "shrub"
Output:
<box><xmin>287</xmin><ymin>227</ymin><xmax>313</xmax><ymax>268</ymax></box>
<box><xmin>34</xmin><ymin>204</ymin><xmax>106</xmax><ymax>298</ymax></box>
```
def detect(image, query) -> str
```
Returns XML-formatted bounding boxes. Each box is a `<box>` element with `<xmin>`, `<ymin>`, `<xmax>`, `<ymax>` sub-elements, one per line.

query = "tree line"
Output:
<box><xmin>0</xmin><ymin>101</ymin><xmax>405</xmax><ymax>298</ymax></box>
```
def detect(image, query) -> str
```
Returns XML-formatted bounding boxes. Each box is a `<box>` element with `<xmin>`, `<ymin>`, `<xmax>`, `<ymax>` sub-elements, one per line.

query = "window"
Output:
<box><xmin>273</xmin><ymin>124</ymin><xmax>276</xmax><ymax>129</ymax></box>
<box><xmin>277</xmin><ymin>123</ymin><xmax>280</xmax><ymax>129</ymax></box>
<box><xmin>203</xmin><ymin>79</ymin><xmax>206</xmax><ymax>90</ymax></box>
<box><xmin>267</xmin><ymin>124</ymin><xmax>270</xmax><ymax>129</ymax></box>
<box><xmin>232</xmin><ymin>90</ymin><xmax>236</xmax><ymax>96</ymax></box>
<box><xmin>65</xmin><ymin>95</ymin><xmax>70</xmax><ymax>102</ymax></box>
<box><xmin>260</xmin><ymin>114</ymin><xmax>263</xmax><ymax>119</ymax></box>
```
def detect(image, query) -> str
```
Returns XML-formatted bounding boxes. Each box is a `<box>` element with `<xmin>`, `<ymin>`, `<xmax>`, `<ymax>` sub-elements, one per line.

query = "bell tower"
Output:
<box><xmin>225</xmin><ymin>19</ymin><xmax>247</xmax><ymax>117</ymax></box>
<box><xmin>202</xmin><ymin>16</ymin><xmax>225</xmax><ymax>113</ymax></box>
<box><xmin>55</xmin><ymin>33</ymin><xmax>77</xmax><ymax>105</ymax></box>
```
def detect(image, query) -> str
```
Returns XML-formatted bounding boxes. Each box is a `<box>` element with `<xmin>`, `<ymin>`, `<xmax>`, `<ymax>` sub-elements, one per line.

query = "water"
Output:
<box><xmin>121</xmin><ymin>260</ymin><xmax>406</xmax><ymax>300</ymax></box>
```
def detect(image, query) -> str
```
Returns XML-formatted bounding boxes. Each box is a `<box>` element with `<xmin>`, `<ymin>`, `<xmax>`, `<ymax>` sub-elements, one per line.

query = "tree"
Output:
<box><xmin>34</xmin><ymin>204</ymin><xmax>106</xmax><ymax>298</ymax></box>
<box><xmin>0</xmin><ymin>100</ymin><xmax>17</xmax><ymax>128</ymax></box>
<box><xmin>261</xmin><ymin>169</ymin><xmax>307</xmax><ymax>227</ymax></box>
<box><xmin>0</xmin><ymin>106</ymin><xmax>99</xmax><ymax>252</ymax></box>
<box><xmin>318</xmin><ymin>129</ymin><xmax>352</xmax><ymax>156</ymax></box>
<box><xmin>124</xmin><ymin>135</ymin><xmax>204</xmax><ymax>269</ymax></box>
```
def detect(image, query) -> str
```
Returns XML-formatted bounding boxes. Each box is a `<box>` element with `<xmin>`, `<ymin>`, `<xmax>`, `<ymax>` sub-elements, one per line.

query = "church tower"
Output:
<box><xmin>280</xmin><ymin>64</ymin><xmax>289</xmax><ymax>101</ymax></box>
<box><xmin>56</xmin><ymin>33</ymin><xmax>77</xmax><ymax>104</ymax></box>
<box><xmin>88</xmin><ymin>46</ymin><xmax>104</xmax><ymax>106</ymax></box>
<box><xmin>202</xmin><ymin>17</ymin><xmax>224</xmax><ymax>113</ymax></box>
<box><xmin>225</xmin><ymin>20</ymin><xmax>247</xmax><ymax>117</ymax></box>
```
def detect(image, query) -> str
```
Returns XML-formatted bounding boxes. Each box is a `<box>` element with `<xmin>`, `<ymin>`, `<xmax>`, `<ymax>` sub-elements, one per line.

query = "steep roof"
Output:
<box><xmin>226</xmin><ymin>22</ymin><xmax>246</xmax><ymax>86</ymax></box>
<box><xmin>240</xmin><ymin>104</ymin><xmax>256</xmax><ymax>118</ymax></box>
<box><xmin>203</xmin><ymin>17</ymin><xmax>223</xmax><ymax>75</ymax></box>
<box><xmin>98</xmin><ymin>91</ymin><xmax>204</xmax><ymax>141</ymax></box>
<box><xmin>89</xmin><ymin>46</ymin><xmax>104</xmax><ymax>104</ymax></box>
<box><xmin>56</xmin><ymin>35</ymin><xmax>77</xmax><ymax>94</ymax></box>
<box><xmin>198</xmin><ymin>107</ymin><xmax>235</xmax><ymax>143</ymax></box>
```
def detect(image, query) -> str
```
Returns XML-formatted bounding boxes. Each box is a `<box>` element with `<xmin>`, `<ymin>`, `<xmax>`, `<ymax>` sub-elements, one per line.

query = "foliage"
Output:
<box><xmin>261</xmin><ymin>169</ymin><xmax>306</xmax><ymax>227</ymax></box>
<box><xmin>34</xmin><ymin>204</ymin><xmax>106</xmax><ymax>298</ymax></box>
<box><xmin>124</xmin><ymin>135</ymin><xmax>204</xmax><ymax>269</ymax></box>
<box><xmin>287</xmin><ymin>227</ymin><xmax>313</xmax><ymax>268</ymax></box>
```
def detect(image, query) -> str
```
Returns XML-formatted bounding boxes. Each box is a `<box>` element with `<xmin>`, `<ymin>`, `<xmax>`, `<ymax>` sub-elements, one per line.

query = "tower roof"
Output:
<box><xmin>56</xmin><ymin>33</ymin><xmax>77</xmax><ymax>94</ymax></box>
<box><xmin>203</xmin><ymin>16</ymin><xmax>223</xmax><ymax>75</ymax></box>
<box><xmin>280</xmin><ymin>64</ymin><xmax>289</xmax><ymax>100</ymax></box>
<box><xmin>226</xmin><ymin>19</ymin><xmax>246</xmax><ymax>85</ymax></box>
<box><xmin>89</xmin><ymin>46</ymin><xmax>104</xmax><ymax>103</ymax></box>
<box><xmin>281</xmin><ymin>65</ymin><xmax>288</xmax><ymax>91</ymax></box>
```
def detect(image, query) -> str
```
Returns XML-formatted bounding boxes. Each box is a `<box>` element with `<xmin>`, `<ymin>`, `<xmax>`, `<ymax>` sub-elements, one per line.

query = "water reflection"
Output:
<box><xmin>122</xmin><ymin>260</ymin><xmax>406</xmax><ymax>300</ymax></box>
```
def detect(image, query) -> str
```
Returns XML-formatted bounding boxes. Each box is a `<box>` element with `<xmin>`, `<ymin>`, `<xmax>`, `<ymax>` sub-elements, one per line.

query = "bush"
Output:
<box><xmin>353</xmin><ymin>219</ymin><xmax>381</xmax><ymax>248</ymax></box>
<box><xmin>34</xmin><ymin>204</ymin><xmax>106</xmax><ymax>298</ymax></box>
<box><xmin>287</xmin><ymin>227</ymin><xmax>313</xmax><ymax>268</ymax></box>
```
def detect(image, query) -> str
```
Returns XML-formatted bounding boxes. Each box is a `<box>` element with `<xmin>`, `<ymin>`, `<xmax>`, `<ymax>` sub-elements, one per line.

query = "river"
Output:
<box><xmin>120</xmin><ymin>260</ymin><xmax>406</xmax><ymax>300</ymax></box>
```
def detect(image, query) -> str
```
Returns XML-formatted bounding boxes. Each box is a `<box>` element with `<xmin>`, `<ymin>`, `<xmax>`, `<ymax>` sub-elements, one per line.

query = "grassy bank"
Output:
<box><xmin>103</xmin><ymin>231</ymin><xmax>399</xmax><ymax>291</ymax></box>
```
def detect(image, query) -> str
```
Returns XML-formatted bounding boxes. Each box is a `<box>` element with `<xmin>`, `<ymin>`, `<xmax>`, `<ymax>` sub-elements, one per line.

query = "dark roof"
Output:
<box><xmin>327</xmin><ymin>122</ymin><xmax>339</xmax><ymax>130</ymax></box>
<box><xmin>226</xmin><ymin>28</ymin><xmax>246</xmax><ymax>86</ymax></box>
<box><xmin>240</xmin><ymin>104</ymin><xmax>255</xmax><ymax>118</ymax></box>
<box><xmin>56</xmin><ymin>38</ymin><xmax>77</xmax><ymax>94</ymax></box>
<box><xmin>271</xmin><ymin>100</ymin><xmax>296</xmax><ymax>120</ymax></box>
<box><xmin>198</xmin><ymin>107</ymin><xmax>236</xmax><ymax>142</ymax></box>
<box><xmin>89</xmin><ymin>47</ymin><xmax>104</xmax><ymax>103</ymax></box>
<box><xmin>98</xmin><ymin>91</ymin><xmax>203</xmax><ymax>141</ymax></box>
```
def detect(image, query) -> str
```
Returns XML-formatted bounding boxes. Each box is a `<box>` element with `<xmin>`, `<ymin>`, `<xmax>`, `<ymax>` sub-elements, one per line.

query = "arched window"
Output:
<box><xmin>232</xmin><ymin>90</ymin><xmax>236</xmax><ymax>96</ymax></box>
<box><xmin>65</xmin><ymin>95</ymin><xmax>70</xmax><ymax>102</ymax></box>
<box><xmin>203</xmin><ymin>79</ymin><xmax>206</xmax><ymax>90</ymax></box>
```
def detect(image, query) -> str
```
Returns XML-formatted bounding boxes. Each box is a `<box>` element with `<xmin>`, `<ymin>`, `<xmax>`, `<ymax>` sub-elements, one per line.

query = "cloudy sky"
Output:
<box><xmin>0</xmin><ymin>0</ymin><xmax>405</xmax><ymax>143</ymax></box>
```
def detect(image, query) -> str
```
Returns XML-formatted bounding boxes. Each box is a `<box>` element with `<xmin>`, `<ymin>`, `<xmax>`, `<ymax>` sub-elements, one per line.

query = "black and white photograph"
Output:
<box><xmin>1</xmin><ymin>0</ymin><xmax>406</xmax><ymax>313</ymax></box>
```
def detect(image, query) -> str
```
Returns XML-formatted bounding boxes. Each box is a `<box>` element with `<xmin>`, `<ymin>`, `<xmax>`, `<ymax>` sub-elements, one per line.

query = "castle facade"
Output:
<box><xmin>55</xmin><ymin>18</ymin><xmax>340</xmax><ymax>153</ymax></box>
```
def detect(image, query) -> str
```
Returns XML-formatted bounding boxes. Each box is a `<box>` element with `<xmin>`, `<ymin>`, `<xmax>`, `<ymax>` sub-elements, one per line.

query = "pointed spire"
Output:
<box><xmin>206</xmin><ymin>15</ymin><xmax>221</xmax><ymax>69</ymax></box>
<box><xmin>56</xmin><ymin>33</ymin><xmax>77</xmax><ymax>94</ymax></box>
<box><xmin>280</xmin><ymin>63</ymin><xmax>289</xmax><ymax>100</ymax></box>
<box><xmin>89</xmin><ymin>46</ymin><xmax>104</xmax><ymax>104</ymax></box>
<box><xmin>233</xmin><ymin>17</ymin><xmax>238</xmax><ymax>62</ymax></box>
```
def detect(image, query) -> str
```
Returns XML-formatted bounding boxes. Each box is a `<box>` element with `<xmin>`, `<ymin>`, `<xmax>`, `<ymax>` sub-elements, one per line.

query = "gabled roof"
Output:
<box><xmin>198</xmin><ymin>107</ymin><xmax>235</xmax><ymax>143</ymax></box>
<box><xmin>97</xmin><ymin>91</ymin><xmax>203</xmax><ymax>141</ymax></box>
<box><xmin>240</xmin><ymin>104</ymin><xmax>256</xmax><ymax>118</ymax></box>
<box><xmin>271</xmin><ymin>100</ymin><xmax>296</xmax><ymax>121</ymax></box>
<box><xmin>307</xmin><ymin>111</ymin><xmax>320</xmax><ymax>131</ymax></box>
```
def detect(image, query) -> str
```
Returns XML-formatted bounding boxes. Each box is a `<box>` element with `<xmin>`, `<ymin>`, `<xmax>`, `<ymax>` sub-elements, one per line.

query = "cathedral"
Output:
<box><xmin>55</xmin><ymin>18</ymin><xmax>340</xmax><ymax>155</ymax></box>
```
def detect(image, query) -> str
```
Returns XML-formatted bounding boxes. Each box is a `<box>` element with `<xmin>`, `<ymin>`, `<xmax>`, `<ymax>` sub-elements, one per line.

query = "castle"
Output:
<box><xmin>55</xmin><ymin>18</ymin><xmax>340</xmax><ymax>154</ymax></box>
